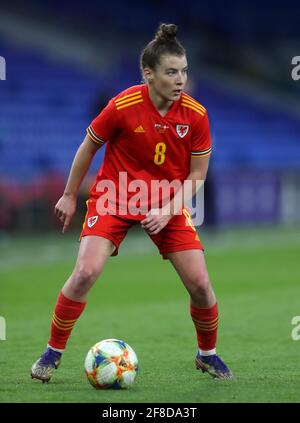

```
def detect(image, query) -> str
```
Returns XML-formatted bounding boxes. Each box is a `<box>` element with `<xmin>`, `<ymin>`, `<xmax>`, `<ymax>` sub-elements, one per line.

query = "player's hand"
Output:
<box><xmin>140</xmin><ymin>208</ymin><xmax>172</xmax><ymax>235</ymax></box>
<box><xmin>54</xmin><ymin>193</ymin><xmax>77</xmax><ymax>233</ymax></box>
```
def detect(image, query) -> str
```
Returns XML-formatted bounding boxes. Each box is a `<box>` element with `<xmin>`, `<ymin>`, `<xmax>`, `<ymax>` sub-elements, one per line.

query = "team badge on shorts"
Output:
<box><xmin>176</xmin><ymin>124</ymin><xmax>189</xmax><ymax>138</ymax></box>
<box><xmin>87</xmin><ymin>216</ymin><xmax>98</xmax><ymax>228</ymax></box>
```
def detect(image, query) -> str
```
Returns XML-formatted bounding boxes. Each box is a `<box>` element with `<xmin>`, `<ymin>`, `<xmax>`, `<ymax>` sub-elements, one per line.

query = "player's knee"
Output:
<box><xmin>73</xmin><ymin>265</ymin><xmax>99</xmax><ymax>289</ymax></box>
<box><xmin>189</xmin><ymin>274</ymin><xmax>211</xmax><ymax>298</ymax></box>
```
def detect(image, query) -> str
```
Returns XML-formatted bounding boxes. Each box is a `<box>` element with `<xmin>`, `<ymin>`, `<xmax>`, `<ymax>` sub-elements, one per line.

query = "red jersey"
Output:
<box><xmin>86</xmin><ymin>84</ymin><xmax>211</xmax><ymax>218</ymax></box>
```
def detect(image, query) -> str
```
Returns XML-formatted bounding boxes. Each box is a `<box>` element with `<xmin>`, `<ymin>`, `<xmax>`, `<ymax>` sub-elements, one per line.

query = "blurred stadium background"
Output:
<box><xmin>1</xmin><ymin>0</ymin><xmax>300</xmax><ymax>403</ymax></box>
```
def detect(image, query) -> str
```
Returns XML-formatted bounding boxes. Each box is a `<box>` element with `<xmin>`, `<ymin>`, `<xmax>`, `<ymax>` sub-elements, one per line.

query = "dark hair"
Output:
<box><xmin>140</xmin><ymin>23</ymin><xmax>186</xmax><ymax>73</ymax></box>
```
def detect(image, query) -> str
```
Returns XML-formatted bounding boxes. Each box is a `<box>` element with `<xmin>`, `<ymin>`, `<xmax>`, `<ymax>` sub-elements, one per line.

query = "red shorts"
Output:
<box><xmin>80</xmin><ymin>199</ymin><xmax>203</xmax><ymax>259</ymax></box>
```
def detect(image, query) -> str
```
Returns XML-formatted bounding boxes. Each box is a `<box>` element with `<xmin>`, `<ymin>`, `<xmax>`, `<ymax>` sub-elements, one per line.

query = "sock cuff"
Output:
<box><xmin>58</xmin><ymin>291</ymin><xmax>86</xmax><ymax>307</ymax></box>
<box><xmin>190</xmin><ymin>302</ymin><xmax>218</xmax><ymax>320</ymax></box>
<box><xmin>199</xmin><ymin>348</ymin><xmax>216</xmax><ymax>356</ymax></box>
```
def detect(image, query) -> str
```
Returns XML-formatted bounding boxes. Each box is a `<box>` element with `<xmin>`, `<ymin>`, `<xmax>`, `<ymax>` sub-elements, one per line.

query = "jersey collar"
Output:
<box><xmin>142</xmin><ymin>84</ymin><xmax>179</xmax><ymax>120</ymax></box>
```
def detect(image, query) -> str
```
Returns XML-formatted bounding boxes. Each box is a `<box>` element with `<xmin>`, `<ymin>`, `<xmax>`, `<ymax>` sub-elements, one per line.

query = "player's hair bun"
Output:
<box><xmin>140</xmin><ymin>23</ymin><xmax>185</xmax><ymax>73</ymax></box>
<box><xmin>155</xmin><ymin>23</ymin><xmax>178</xmax><ymax>42</ymax></box>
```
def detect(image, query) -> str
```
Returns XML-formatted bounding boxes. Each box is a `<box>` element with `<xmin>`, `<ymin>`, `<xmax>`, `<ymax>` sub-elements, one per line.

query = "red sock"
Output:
<box><xmin>190</xmin><ymin>302</ymin><xmax>218</xmax><ymax>352</ymax></box>
<box><xmin>48</xmin><ymin>291</ymin><xmax>86</xmax><ymax>351</ymax></box>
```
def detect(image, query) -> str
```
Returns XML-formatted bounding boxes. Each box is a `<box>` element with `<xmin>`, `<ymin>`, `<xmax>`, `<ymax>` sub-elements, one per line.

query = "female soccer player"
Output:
<box><xmin>31</xmin><ymin>23</ymin><xmax>233</xmax><ymax>382</ymax></box>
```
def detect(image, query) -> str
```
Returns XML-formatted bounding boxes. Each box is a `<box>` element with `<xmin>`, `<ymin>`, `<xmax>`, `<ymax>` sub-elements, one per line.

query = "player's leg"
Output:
<box><xmin>31</xmin><ymin>203</ymin><xmax>132</xmax><ymax>383</ymax></box>
<box><xmin>62</xmin><ymin>235</ymin><xmax>116</xmax><ymax>302</ymax></box>
<box><xmin>166</xmin><ymin>248</ymin><xmax>215</xmax><ymax>307</ymax></box>
<box><xmin>48</xmin><ymin>235</ymin><xmax>116</xmax><ymax>351</ymax></box>
<box><xmin>148</xmin><ymin>209</ymin><xmax>233</xmax><ymax>380</ymax></box>
<box><xmin>166</xmin><ymin>249</ymin><xmax>233</xmax><ymax>379</ymax></box>
<box><xmin>31</xmin><ymin>235</ymin><xmax>116</xmax><ymax>382</ymax></box>
<box><xmin>166</xmin><ymin>249</ymin><xmax>218</xmax><ymax>353</ymax></box>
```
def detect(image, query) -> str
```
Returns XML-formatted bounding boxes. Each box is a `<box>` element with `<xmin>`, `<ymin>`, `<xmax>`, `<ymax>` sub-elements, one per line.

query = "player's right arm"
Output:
<box><xmin>55</xmin><ymin>135</ymin><xmax>102</xmax><ymax>233</ymax></box>
<box><xmin>56</xmin><ymin>96</ymin><xmax>118</xmax><ymax>232</ymax></box>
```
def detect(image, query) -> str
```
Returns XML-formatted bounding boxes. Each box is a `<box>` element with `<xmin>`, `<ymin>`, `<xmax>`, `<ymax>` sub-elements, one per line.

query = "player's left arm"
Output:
<box><xmin>189</xmin><ymin>154</ymin><xmax>210</xmax><ymax>182</ymax></box>
<box><xmin>141</xmin><ymin>155</ymin><xmax>210</xmax><ymax>235</ymax></box>
<box><xmin>176</xmin><ymin>154</ymin><xmax>210</xmax><ymax>213</ymax></box>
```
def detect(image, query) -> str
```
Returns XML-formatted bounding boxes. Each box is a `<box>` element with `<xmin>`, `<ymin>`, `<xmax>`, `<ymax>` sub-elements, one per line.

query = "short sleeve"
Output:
<box><xmin>191</xmin><ymin>111</ymin><xmax>212</xmax><ymax>157</ymax></box>
<box><xmin>86</xmin><ymin>99</ymin><xmax>118</xmax><ymax>145</ymax></box>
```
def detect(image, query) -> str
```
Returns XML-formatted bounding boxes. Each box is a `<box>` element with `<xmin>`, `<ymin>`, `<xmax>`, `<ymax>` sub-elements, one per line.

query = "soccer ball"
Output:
<box><xmin>84</xmin><ymin>339</ymin><xmax>138</xmax><ymax>389</ymax></box>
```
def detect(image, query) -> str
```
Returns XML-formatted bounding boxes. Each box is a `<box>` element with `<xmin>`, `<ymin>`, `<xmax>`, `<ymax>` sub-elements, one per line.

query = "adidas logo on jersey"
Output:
<box><xmin>134</xmin><ymin>125</ymin><xmax>145</xmax><ymax>133</ymax></box>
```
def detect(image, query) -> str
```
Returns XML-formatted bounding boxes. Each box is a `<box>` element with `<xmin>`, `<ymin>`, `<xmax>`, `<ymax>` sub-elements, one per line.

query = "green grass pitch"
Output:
<box><xmin>0</xmin><ymin>225</ymin><xmax>300</xmax><ymax>403</ymax></box>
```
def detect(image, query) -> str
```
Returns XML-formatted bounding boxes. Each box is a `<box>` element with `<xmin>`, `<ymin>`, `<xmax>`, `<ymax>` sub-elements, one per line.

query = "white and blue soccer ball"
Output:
<box><xmin>84</xmin><ymin>339</ymin><xmax>138</xmax><ymax>389</ymax></box>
